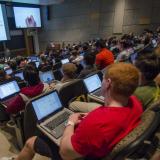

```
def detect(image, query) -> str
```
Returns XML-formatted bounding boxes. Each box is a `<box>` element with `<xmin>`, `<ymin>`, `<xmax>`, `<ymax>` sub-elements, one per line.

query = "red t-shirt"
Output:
<box><xmin>71</xmin><ymin>96</ymin><xmax>143</xmax><ymax>159</ymax></box>
<box><xmin>95</xmin><ymin>48</ymin><xmax>114</xmax><ymax>70</ymax></box>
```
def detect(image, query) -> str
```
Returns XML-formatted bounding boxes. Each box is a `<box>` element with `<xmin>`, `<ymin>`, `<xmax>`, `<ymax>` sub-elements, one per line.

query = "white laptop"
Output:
<box><xmin>14</xmin><ymin>71</ymin><xmax>24</xmax><ymax>80</ymax></box>
<box><xmin>83</xmin><ymin>74</ymin><xmax>104</xmax><ymax>100</ymax></box>
<box><xmin>0</xmin><ymin>80</ymin><xmax>20</xmax><ymax>101</ymax></box>
<box><xmin>61</xmin><ymin>58</ymin><xmax>69</xmax><ymax>64</ymax></box>
<box><xmin>39</xmin><ymin>71</ymin><xmax>54</xmax><ymax>84</ymax></box>
<box><xmin>32</xmin><ymin>90</ymin><xmax>72</xmax><ymax>139</ymax></box>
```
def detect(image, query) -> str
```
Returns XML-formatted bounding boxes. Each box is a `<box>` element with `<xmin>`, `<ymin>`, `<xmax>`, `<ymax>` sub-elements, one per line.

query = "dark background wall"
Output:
<box><xmin>38</xmin><ymin>0</ymin><xmax>160</xmax><ymax>50</ymax></box>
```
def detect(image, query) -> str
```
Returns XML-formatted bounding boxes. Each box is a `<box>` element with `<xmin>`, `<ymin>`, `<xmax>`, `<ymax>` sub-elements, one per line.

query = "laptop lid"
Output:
<box><xmin>39</xmin><ymin>71</ymin><xmax>54</xmax><ymax>83</ymax></box>
<box><xmin>83</xmin><ymin>74</ymin><xmax>102</xmax><ymax>93</ymax></box>
<box><xmin>14</xmin><ymin>72</ymin><xmax>24</xmax><ymax>80</ymax></box>
<box><xmin>32</xmin><ymin>90</ymin><xmax>63</xmax><ymax>122</ymax></box>
<box><xmin>0</xmin><ymin>80</ymin><xmax>20</xmax><ymax>101</ymax></box>
<box><xmin>61</xmin><ymin>58</ymin><xmax>69</xmax><ymax>64</ymax></box>
<box><xmin>5</xmin><ymin>68</ymin><xmax>13</xmax><ymax>75</ymax></box>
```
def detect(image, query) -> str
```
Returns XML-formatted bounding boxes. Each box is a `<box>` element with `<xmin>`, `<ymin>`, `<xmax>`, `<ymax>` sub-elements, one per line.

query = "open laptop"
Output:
<box><xmin>35</xmin><ymin>61</ymin><xmax>40</xmax><ymax>68</ymax></box>
<box><xmin>30</xmin><ymin>56</ymin><xmax>39</xmax><ymax>62</ymax></box>
<box><xmin>39</xmin><ymin>70</ymin><xmax>55</xmax><ymax>84</ymax></box>
<box><xmin>83</xmin><ymin>74</ymin><xmax>103</xmax><ymax>99</ymax></box>
<box><xmin>0</xmin><ymin>80</ymin><xmax>20</xmax><ymax>101</ymax></box>
<box><xmin>14</xmin><ymin>71</ymin><xmax>24</xmax><ymax>80</ymax></box>
<box><xmin>32</xmin><ymin>90</ymin><xmax>72</xmax><ymax>139</ymax></box>
<box><xmin>5</xmin><ymin>68</ymin><xmax>13</xmax><ymax>75</ymax></box>
<box><xmin>61</xmin><ymin>58</ymin><xmax>69</xmax><ymax>64</ymax></box>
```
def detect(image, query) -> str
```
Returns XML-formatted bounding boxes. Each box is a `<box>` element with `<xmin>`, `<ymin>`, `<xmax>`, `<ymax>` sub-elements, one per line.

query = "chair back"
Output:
<box><xmin>23</xmin><ymin>98</ymin><xmax>40</xmax><ymax>140</ymax></box>
<box><xmin>53</xmin><ymin>69</ymin><xmax>63</xmax><ymax>81</ymax></box>
<box><xmin>103</xmin><ymin>109</ymin><xmax>160</xmax><ymax>160</ymax></box>
<box><xmin>53</xmin><ymin>62</ymin><xmax>62</xmax><ymax>70</ymax></box>
<box><xmin>58</xmin><ymin>79</ymin><xmax>87</xmax><ymax>107</ymax></box>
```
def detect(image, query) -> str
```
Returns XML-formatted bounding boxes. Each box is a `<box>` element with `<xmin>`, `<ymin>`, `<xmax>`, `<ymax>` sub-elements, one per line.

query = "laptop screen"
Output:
<box><xmin>5</xmin><ymin>68</ymin><xmax>13</xmax><ymax>75</ymax></box>
<box><xmin>15</xmin><ymin>72</ymin><xmax>24</xmax><ymax>80</ymax></box>
<box><xmin>35</xmin><ymin>61</ymin><xmax>40</xmax><ymax>68</ymax></box>
<box><xmin>83</xmin><ymin>74</ymin><xmax>102</xmax><ymax>93</ymax></box>
<box><xmin>39</xmin><ymin>71</ymin><xmax>54</xmax><ymax>83</ymax></box>
<box><xmin>32</xmin><ymin>91</ymin><xmax>62</xmax><ymax>121</ymax></box>
<box><xmin>30</xmin><ymin>56</ymin><xmax>38</xmax><ymax>62</ymax></box>
<box><xmin>0</xmin><ymin>80</ymin><xmax>20</xmax><ymax>100</ymax></box>
<box><xmin>61</xmin><ymin>58</ymin><xmax>69</xmax><ymax>64</ymax></box>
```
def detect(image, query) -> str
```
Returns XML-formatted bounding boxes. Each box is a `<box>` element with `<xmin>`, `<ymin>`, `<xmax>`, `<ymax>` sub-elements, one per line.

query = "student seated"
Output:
<box><xmin>0</xmin><ymin>69</ymin><xmax>11</xmax><ymax>83</ymax></box>
<box><xmin>2</xmin><ymin>63</ymin><xmax>143</xmax><ymax>160</ymax></box>
<box><xmin>38</xmin><ymin>54</ymin><xmax>49</xmax><ymax>71</ymax></box>
<box><xmin>8</xmin><ymin>60</ymin><xmax>17</xmax><ymax>73</ymax></box>
<box><xmin>95</xmin><ymin>39</ymin><xmax>114</xmax><ymax>70</ymax></box>
<box><xmin>16</xmin><ymin>56</ymin><xmax>27</xmax><ymax>69</ymax></box>
<box><xmin>55</xmin><ymin>63</ymin><xmax>77</xmax><ymax>91</ymax></box>
<box><xmin>5</xmin><ymin>64</ymin><xmax>51</xmax><ymax>114</ymax></box>
<box><xmin>77</xmin><ymin>52</ymin><xmax>97</xmax><ymax>79</ymax></box>
<box><xmin>70</xmin><ymin>53</ymin><xmax>160</xmax><ymax>112</ymax></box>
<box><xmin>134</xmin><ymin>53</ymin><xmax>160</xmax><ymax>110</ymax></box>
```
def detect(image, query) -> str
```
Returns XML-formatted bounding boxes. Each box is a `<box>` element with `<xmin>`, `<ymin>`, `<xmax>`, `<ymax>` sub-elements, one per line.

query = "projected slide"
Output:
<box><xmin>0</xmin><ymin>4</ymin><xmax>10</xmax><ymax>41</ymax></box>
<box><xmin>13</xmin><ymin>7</ymin><xmax>41</xmax><ymax>28</ymax></box>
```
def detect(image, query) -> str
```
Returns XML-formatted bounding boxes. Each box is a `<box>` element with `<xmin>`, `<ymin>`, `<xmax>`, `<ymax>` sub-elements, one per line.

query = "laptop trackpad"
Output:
<box><xmin>51</xmin><ymin>121</ymin><xmax>66</xmax><ymax>139</ymax></box>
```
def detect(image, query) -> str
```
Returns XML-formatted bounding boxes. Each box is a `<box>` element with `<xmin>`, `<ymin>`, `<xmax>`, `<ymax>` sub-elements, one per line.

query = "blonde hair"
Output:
<box><xmin>105</xmin><ymin>63</ymin><xmax>139</xmax><ymax>97</ymax></box>
<box><xmin>62</xmin><ymin>63</ymin><xmax>77</xmax><ymax>79</ymax></box>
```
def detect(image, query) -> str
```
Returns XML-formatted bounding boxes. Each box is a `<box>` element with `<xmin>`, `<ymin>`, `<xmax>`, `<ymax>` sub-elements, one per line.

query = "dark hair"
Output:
<box><xmin>9</xmin><ymin>60</ymin><xmax>17</xmax><ymax>71</ymax></box>
<box><xmin>28</xmin><ymin>61</ymin><xmax>37</xmax><ymax>68</ymax></box>
<box><xmin>82</xmin><ymin>43</ymin><xmax>89</xmax><ymax>51</ymax></box>
<box><xmin>84</xmin><ymin>52</ymin><xmax>96</xmax><ymax>66</ymax></box>
<box><xmin>135</xmin><ymin>53</ymin><xmax>160</xmax><ymax>81</ymax></box>
<box><xmin>0</xmin><ymin>69</ymin><xmax>7</xmax><ymax>83</ymax></box>
<box><xmin>16</xmin><ymin>56</ymin><xmax>24</xmax><ymax>66</ymax></box>
<box><xmin>23</xmin><ymin>64</ymin><xmax>40</xmax><ymax>86</ymax></box>
<box><xmin>95</xmin><ymin>39</ymin><xmax>106</xmax><ymax>49</ymax></box>
<box><xmin>40</xmin><ymin>55</ymin><xmax>48</xmax><ymax>63</ymax></box>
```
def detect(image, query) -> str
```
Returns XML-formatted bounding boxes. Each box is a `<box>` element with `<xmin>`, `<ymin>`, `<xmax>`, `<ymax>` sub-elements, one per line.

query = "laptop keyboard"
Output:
<box><xmin>45</xmin><ymin>112</ymin><xmax>70</xmax><ymax>130</ymax></box>
<box><xmin>93</xmin><ymin>89</ymin><xmax>101</xmax><ymax>96</ymax></box>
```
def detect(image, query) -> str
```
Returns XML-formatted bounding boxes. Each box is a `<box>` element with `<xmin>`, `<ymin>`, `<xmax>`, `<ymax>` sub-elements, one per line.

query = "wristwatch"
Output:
<box><xmin>65</xmin><ymin>120</ymin><xmax>75</xmax><ymax>127</ymax></box>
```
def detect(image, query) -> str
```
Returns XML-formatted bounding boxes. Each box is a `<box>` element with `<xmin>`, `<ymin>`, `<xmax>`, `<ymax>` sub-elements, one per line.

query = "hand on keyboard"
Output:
<box><xmin>68</xmin><ymin>113</ymin><xmax>87</xmax><ymax>125</ymax></box>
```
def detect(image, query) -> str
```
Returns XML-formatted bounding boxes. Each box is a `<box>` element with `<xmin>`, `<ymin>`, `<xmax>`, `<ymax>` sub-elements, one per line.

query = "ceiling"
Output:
<box><xmin>0</xmin><ymin>0</ymin><xmax>64</xmax><ymax>5</ymax></box>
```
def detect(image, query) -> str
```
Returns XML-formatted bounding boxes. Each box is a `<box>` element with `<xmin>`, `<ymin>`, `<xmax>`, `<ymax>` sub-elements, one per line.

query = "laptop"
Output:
<box><xmin>35</xmin><ymin>61</ymin><xmax>40</xmax><ymax>68</ymax></box>
<box><xmin>0</xmin><ymin>80</ymin><xmax>20</xmax><ymax>101</ymax></box>
<box><xmin>83</xmin><ymin>74</ymin><xmax>103</xmax><ymax>99</ymax></box>
<box><xmin>14</xmin><ymin>71</ymin><xmax>24</xmax><ymax>80</ymax></box>
<box><xmin>30</xmin><ymin>56</ymin><xmax>38</xmax><ymax>62</ymax></box>
<box><xmin>5</xmin><ymin>68</ymin><xmax>13</xmax><ymax>75</ymax></box>
<box><xmin>39</xmin><ymin>71</ymin><xmax>55</xmax><ymax>84</ymax></box>
<box><xmin>61</xmin><ymin>58</ymin><xmax>69</xmax><ymax>64</ymax></box>
<box><xmin>32</xmin><ymin>90</ymin><xmax>72</xmax><ymax>139</ymax></box>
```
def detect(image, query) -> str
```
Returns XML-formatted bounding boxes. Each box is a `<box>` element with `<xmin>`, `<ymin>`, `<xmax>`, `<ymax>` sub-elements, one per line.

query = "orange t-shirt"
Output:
<box><xmin>96</xmin><ymin>48</ymin><xmax>114</xmax><ymax>69</ymax></box>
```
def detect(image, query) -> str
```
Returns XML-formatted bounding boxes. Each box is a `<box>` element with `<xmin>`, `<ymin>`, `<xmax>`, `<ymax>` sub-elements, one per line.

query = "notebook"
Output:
<box><xmin>32</xmin><ymin>90</ymin><xmax>72</xmax><ymax>139</ymax></box>
<box><xmin>83</xmin><ymin>74</ymin><xmax>104</xmax><ymax>100</ymax></box>
<box><xmin>0</xmin><ymin>80</ymin><xmax>20</xmax><ymax>101</ymax></box>
<box><xmin>39</xmin><ymin>71</ymin><xmax>54</xmax><ymax>84</ymax></box>
<box><xmin>61</xmin><ymin>58</ymin><xmax>69</xmax><ymax>64</ymax></box>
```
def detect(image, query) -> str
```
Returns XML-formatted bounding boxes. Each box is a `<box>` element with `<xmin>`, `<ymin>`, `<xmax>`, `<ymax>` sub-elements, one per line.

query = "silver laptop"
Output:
<box><xmin>83</xmin><ymin>74</ymin><xmax>103</xmax><ymax>98</ymax></box>
<box><xmin>39</xmin><ymin>70</ymin><xmax>55</xmax><ymax>84</ymax></box>
<box><xmin>32</xmin><ymin>90</ymin><xmax>72</xmax><ymax>139</ymax></box>
<box><xmin>0</xmin><ymin>80</ymin><xmax>20</xmax><ymax>101</ymax></box>
<box><xmin>14</xmin><ymin>71</ymin><xmax>24</xmax><ymax>80</ymax></box>
<box><xmin>61</xmin><ymin>58</ymin><xmax>69</xmax><ymax>64</ymax></box>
